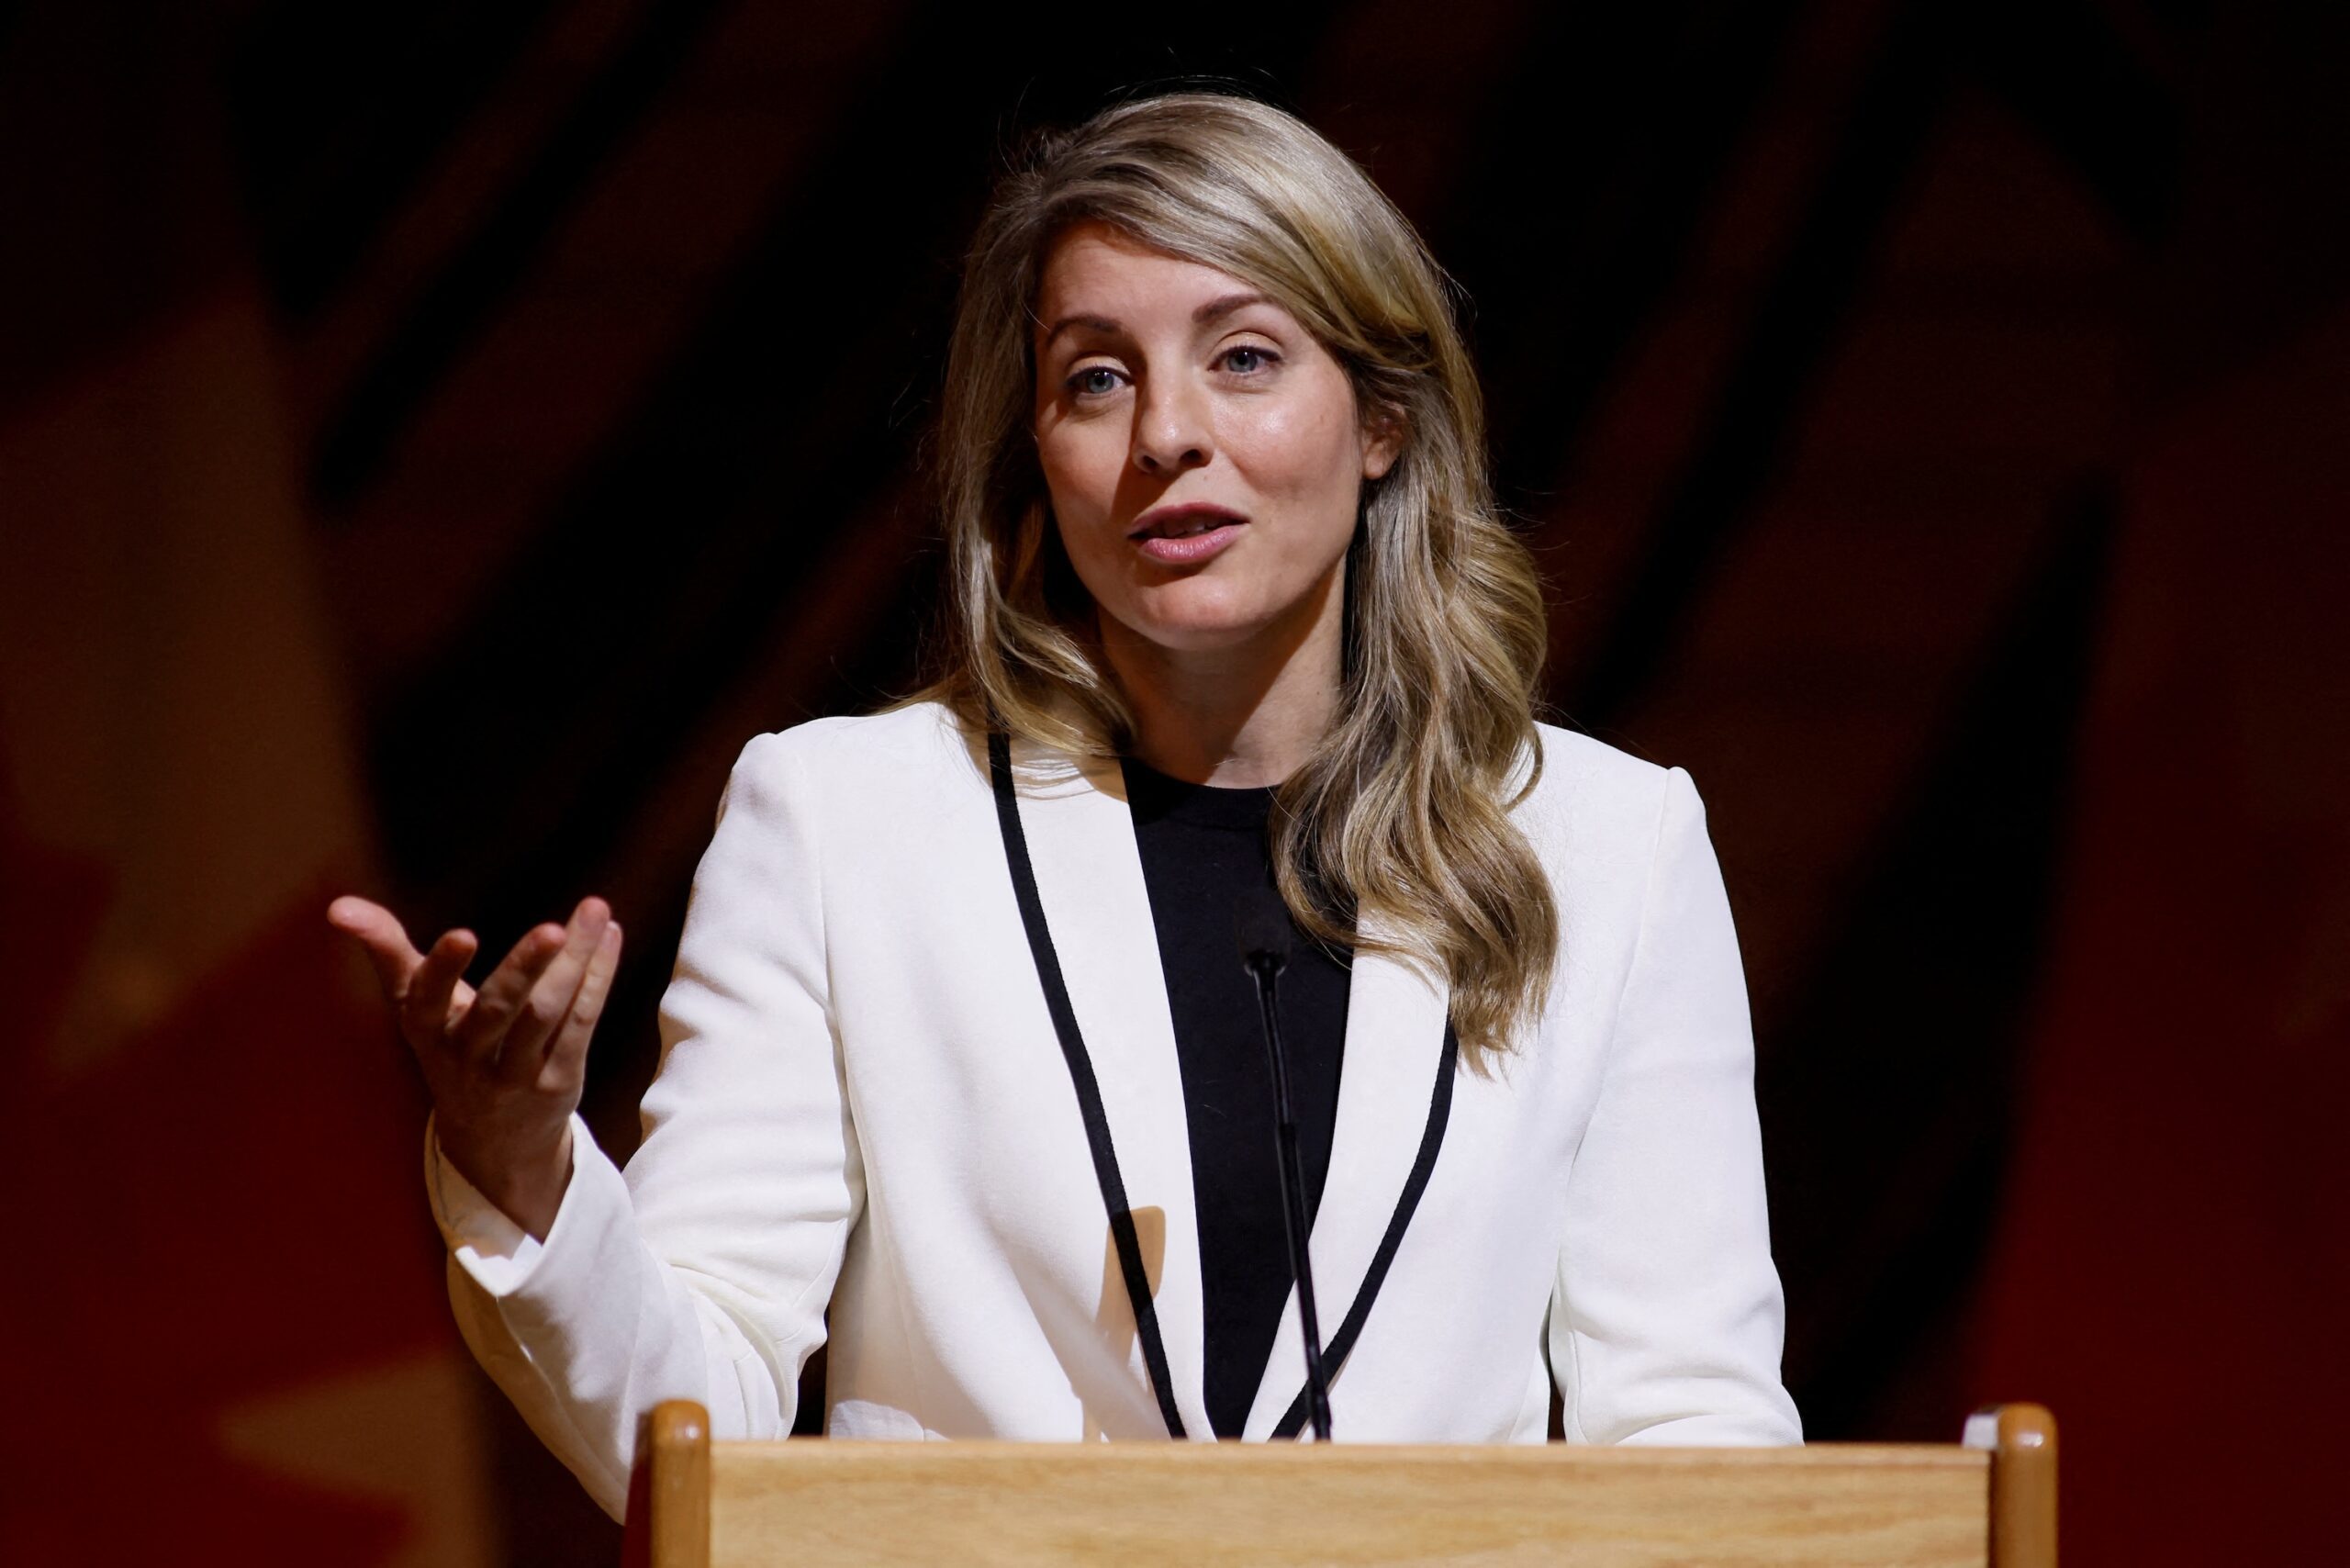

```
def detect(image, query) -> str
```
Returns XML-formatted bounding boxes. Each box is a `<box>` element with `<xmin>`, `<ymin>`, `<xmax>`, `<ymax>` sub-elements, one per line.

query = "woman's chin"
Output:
<box><xmin>1109</xmin><ymin>586</ymin><xmax>1281</xmax><ymax>654</ymax></box>
<box><xmin>1096</xmin><ymin>563</ymin><xmax>1343</xmax><ymax>659</ymax></box>
<box><xmin>1112</xmin><ymin>617</ymin><xmax>1258</xmax><ymax>656</ymax></box>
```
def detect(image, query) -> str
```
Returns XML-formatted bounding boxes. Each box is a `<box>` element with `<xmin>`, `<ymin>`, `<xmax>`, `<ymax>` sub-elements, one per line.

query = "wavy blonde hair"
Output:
<box><xmin>920</xmin><ymin>91</ymin><xmax>1555</xmax><ymax>1066</ymax></box>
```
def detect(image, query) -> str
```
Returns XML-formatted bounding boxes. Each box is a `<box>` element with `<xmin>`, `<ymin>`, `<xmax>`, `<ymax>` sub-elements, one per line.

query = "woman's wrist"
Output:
<box><xmin>438</xmin><ymin>1119</ymin><xmax>575</xmax><ymax>1242</ymax></box>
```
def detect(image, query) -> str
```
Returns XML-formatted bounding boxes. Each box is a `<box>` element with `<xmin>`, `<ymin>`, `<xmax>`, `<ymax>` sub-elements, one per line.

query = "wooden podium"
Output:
<box><xmin>622</xmin><ymin>1401</ymin><xmax>2055</xmax><ymax>1567</ymax></box>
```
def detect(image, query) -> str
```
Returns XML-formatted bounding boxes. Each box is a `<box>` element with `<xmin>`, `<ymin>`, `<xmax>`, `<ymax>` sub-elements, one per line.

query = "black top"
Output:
<box><xmin>1119</xmin><ymin>756</ymin><xmax>1350</xmax><ymax>1439</ymax></box>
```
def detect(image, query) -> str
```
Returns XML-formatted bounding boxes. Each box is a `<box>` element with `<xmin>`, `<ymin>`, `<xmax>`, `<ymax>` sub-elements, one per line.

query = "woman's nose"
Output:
<box><xmin>1131</xmin><ymin>382</ymin><xmax>1213</xmax><ymax>475</ymax></box>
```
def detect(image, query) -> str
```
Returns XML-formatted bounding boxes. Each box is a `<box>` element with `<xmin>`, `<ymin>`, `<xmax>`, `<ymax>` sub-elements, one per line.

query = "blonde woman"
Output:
<box><xmin>331</xmin><ymin>91</ymin><xmax>1801</xmax><ymax>1521</ymax></box>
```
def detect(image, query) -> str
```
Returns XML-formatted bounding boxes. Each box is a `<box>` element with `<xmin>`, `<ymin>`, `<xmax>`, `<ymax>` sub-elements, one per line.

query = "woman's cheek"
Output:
<box><xmin>1239</xmin><ymin>398</ymin><xmax>1347</xmax><ymax>498</ymax></box>
<box><xmin>1038</xmin><ymin>446</ymin><xmax>1115</xmax><ymax>541</ymax></box>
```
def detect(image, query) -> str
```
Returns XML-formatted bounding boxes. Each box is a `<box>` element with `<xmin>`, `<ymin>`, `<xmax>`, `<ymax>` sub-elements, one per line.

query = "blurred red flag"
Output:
<box><xmin>0</xmin><ymin>7</ymin><xmax>491</xmax><ymax>1564</ymax></box>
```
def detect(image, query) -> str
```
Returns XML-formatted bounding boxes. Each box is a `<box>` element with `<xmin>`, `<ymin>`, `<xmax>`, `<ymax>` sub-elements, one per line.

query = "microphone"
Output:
<box><xmin>1234</xmin><ymin>888</ymin><xmax>1334</xmax><ymax>1441</ymax></box>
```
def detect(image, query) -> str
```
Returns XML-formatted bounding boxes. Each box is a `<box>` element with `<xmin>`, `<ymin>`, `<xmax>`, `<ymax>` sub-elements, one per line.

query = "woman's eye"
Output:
<box><xmin>1220</xmin><ymin>346</ymin><xmax>1275</xmax><ymax>375</ymax></box>
<box><xmin>1069</xmin><ymin>367</ymin><xmax>1123</xmax><ymax>398</ymax></box>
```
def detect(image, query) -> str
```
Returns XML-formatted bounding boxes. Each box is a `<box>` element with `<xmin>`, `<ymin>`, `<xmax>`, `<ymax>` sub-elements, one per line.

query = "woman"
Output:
<box><xmin>330</xmin><ymin>91</ymin><xmax>1801</xmax><ymax>1521</ymax></box>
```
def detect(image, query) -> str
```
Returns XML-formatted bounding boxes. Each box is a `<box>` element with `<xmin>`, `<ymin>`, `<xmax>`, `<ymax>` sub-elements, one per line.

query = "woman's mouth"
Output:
<box><xmin>1128</xmin><ymin>504</ymin><xmax>1247</xmax><ymax>565</ymax></box>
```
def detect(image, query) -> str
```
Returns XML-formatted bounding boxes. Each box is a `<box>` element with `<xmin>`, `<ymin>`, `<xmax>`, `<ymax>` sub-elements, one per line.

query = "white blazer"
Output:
<box><xmin>427</xmin><ymin>700</ymin><xmax>1802</xmax><ymax>1520</ymax></box>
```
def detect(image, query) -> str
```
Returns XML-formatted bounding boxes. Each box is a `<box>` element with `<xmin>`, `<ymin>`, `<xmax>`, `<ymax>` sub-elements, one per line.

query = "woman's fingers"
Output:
<box><xmin>335</xmin><ymin>892</ymin><xmax>621</xmax><ymax>1092</ymax></box>
<box><xmin>326</xmin><ymin>896</ymin><xmax>426</xmax><ymax>998</ymax></box>
<box><xmin>498</xmin><ymin>899</ymin><xmax>611</xmax><ymax>1072</ymax></box>
<box><xmin>402</xmin><ymin>928</ymin><xmax>479</xmax><ymax>1044</ymax></box>
<box><xmin>543</xmin><ymin>921</ymin><xmax>622</xmax><ymax>1081</ymax></box>
<box><xmin>450</xmin><ymin>920</ymin><xmax>569</xmax><ymax>1064</ymax></box>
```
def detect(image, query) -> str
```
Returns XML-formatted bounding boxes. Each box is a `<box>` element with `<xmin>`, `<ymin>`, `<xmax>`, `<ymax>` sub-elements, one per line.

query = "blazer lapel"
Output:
<box><xmin>1240</xmin><ymin>930</ymin><xmax>1454</xmax><ymax>1440</ymax></box>
<box><xmin>1003</xmin><ymin>734</ymin><xmax>1214</xmax><ymax>1439</ymax></box>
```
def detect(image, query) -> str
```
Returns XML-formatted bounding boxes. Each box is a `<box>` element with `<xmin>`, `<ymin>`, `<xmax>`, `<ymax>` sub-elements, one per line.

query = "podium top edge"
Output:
<box><xmin>708</xmin><ymin>1441</ymin><xmax>1987</xmax><ymax>1471</ymax></box>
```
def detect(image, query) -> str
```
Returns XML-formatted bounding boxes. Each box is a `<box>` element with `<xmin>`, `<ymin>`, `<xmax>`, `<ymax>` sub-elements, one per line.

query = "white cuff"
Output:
<box><xmin>423</xmin><ymin>1113</ymin><xmax>586</xmax><ymax>1295</ymax></box>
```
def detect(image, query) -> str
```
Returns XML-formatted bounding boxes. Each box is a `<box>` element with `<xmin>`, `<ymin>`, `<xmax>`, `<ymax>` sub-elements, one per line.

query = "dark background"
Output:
<box><xmin>3</xmin><ymin>2</ymin><xmax>2345</xmax><ymax>1563</ymax></box>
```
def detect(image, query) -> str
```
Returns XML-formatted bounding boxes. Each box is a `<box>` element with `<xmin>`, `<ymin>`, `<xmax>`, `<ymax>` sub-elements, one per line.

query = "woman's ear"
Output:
<box><xmin>1360</xmin><ymin>405</ymin><xmax>1406</xmax><ymax>481</ymax></box>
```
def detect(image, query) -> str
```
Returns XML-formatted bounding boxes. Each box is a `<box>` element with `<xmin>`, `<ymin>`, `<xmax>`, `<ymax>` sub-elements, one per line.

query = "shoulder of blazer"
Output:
<box><xmin>1516</xmin><ymin>720</ymin><xmax>1684</xmax><ymax>853</ymax></box>
<box><xmin>733</xmin><ymin>700</ymin><xmax>979</xmax><ymax>796</ymax></box>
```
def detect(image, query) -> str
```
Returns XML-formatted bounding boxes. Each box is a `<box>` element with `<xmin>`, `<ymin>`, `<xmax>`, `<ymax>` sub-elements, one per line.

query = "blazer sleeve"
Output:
<box><xmin>1548</xmin><ymin>766</ymin><xmax>1803</xmax><ymax>1445</ymax></box>
<box><xmin>426</xmin><ymin>730</ymin><xmax>865</xmax><ymax>1519</ymax></box>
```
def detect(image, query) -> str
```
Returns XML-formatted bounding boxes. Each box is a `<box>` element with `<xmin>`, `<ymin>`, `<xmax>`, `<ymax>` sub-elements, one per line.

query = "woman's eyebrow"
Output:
<box><xmin>1039</xmin><ymin>292</ymin><xmax>1278</xmax><ymax>348</ymax></box>
<box><xmin>1192</xmin><ymin>291</ymin><xmax>1274</xmax><ymax>326</ymax></box>
<box><xmin>1040</xmin><ymin>312</ymin><xmax>1123</xmax><ymax>347</ymax></box>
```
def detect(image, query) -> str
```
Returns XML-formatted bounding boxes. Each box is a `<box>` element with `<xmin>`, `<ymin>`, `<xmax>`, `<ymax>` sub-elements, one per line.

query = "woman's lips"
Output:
<box><xmin>1133</xmin><ymin>521</ymin><xmax>1243</xmax><ymax>565</ymax></box>
<box><xmin>1128</xmin><ymin>505</ymin><xmax>1247</xmax><ymax>565</ymax></box>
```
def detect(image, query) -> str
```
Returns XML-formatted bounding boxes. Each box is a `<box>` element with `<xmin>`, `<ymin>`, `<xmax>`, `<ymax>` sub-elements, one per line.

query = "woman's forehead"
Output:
<box><xmin>1034</xmin><ymin>223</ymin><xmax>1275</xmax><ymax>334</ymax></box>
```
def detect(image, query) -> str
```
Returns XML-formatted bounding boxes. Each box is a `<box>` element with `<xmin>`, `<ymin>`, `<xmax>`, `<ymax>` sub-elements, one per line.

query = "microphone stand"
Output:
<box><xmin>1240</xmin><ymin>908</ymin><xmax>1335</xmax><ymax>1441</ymax></box>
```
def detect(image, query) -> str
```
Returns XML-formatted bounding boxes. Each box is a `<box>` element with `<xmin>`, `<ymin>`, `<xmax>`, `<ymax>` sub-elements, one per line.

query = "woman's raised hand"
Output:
<box><xmin>328</xmin><ymin>893</ymin><xmax>623</xmax><ymax>1241</ymax></box>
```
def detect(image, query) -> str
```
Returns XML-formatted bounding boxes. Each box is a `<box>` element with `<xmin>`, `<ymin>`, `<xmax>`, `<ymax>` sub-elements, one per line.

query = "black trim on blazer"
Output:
<box><xmin>990</xmin><ymin>732</ymin><xmax>1189</xmax><ymax>1439</ymax></box>
<box><xmin>1271</xmin><ymin>1019</ymin><xmax>1458</xmax><ymax>1440</ymax></box>
<box><xmin>988</xmin><ymin>732</ymin><xmax>1459</xmax><ymax>1445</ymax></box>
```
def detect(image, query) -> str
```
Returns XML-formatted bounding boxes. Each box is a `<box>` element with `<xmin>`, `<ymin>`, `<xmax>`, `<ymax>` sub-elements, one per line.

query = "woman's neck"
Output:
<box><xmin>1101</xmin><ymin>562</ymin><xmax>1344</xmax><ymax>789</ymax></box>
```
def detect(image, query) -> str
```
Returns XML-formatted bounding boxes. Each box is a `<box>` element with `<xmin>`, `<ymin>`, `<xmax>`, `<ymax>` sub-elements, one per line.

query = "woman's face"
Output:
<box><xmin>1031</xmin><ymin>222</ymin><xmax>1397</xmax><ymax>657</ymax></box>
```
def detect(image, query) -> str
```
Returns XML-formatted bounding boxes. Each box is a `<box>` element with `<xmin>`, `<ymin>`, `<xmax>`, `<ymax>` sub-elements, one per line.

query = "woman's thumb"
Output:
<box><xmin>327</xmin><ymin>896</ymin><xmax>421</xmax><ymax>994</ymax></box>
